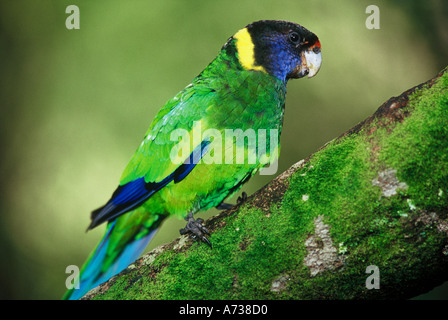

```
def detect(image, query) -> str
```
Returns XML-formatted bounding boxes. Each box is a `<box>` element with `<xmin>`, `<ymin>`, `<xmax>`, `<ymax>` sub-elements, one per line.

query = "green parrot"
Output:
<box><xmin>63</xmin><ymin>20</ymin><xmax>321</xmax><ymax>300</ymax></box>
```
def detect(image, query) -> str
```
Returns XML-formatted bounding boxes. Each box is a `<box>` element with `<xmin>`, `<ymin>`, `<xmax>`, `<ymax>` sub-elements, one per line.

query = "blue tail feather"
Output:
<box><xmin>88</xmin><ymin>140</ymin><xmax>211</xmax><ymax>230</ymax></box>
<box><xmin>63</xmin><ymin>221</ymin><xmax>159</xmax><ymax>300</ymax></box>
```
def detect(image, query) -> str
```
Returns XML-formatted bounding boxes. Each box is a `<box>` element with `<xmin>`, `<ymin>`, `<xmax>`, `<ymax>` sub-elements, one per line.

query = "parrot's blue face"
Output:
<box><xmin>246</xmin><ymin>20</ymin><xmax>322</xmax><ymax>81</ymax></box>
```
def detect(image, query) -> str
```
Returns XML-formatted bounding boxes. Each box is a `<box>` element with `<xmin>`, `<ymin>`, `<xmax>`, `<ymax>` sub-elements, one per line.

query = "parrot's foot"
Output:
<box><xmin>216</xmin><ymin>192</ymin><xmax>248</xmax><ymax>210</ymax></box>
<box><xmin>237</xmin><ymin>191</ymin><xmax>248</xmax><ymax>204</ymax></box>
<box><xmin>216</xmin><ymin>203</ymin><xmax>234</xmax><ymax>210</ymax></box>
<box><xmin>180</xmin><ymin>212</ymin><xmax>212</xmax><ymax>248</ymax></box>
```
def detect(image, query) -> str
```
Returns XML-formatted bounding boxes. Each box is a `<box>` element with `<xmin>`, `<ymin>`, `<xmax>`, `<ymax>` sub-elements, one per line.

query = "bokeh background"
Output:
<box><xmin>0</xmin><ymin>0</ymin><xmax>447</xmax><ymax>300</ymax></box>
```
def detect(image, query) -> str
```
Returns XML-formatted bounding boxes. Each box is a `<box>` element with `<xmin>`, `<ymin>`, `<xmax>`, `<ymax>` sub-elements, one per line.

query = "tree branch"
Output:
<box><xmin>83</xmin><ymin>67</ymin><xmax>448</xmax><ymax>300</ymax></box>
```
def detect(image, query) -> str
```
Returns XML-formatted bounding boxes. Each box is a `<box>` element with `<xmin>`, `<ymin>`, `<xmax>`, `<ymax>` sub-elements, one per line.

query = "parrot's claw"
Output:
<box><xmin>216</xmin><ymin>192</ymin><xmax>248</xmax><ymax>210</ymax></box>
<box><xmin>237</xmin><ymin>191</ymin><xmax>248</xmax><ymax>204</ymax></box>
<box><xmin>216</xmin><ymin>203</ymin><xmax>234</xmax><ymax>210</ymax></box>
<box><xmin>180</xmin><ymin>213</ymin><xmax>212</xmax><ymax>248</ymax></box>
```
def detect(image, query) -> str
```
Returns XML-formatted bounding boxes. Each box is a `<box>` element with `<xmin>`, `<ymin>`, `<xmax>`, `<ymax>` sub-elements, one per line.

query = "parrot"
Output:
<box><xmin>63</xmin><ymin>20</ymin><xmax>321</xmax><ymax>300</ymax></box>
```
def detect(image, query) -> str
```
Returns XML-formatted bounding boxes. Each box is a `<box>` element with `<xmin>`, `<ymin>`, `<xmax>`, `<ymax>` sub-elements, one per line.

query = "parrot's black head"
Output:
<box><xmin>232</xmin><ymin>20</ymin><xmax>321</xmax><ymax>81</ymax></box>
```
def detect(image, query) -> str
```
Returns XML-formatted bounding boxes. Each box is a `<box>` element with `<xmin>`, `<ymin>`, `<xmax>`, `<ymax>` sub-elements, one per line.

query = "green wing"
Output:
<box><xmin>89</xmin><ymin>61</ymin><xmax>285</xmax><ymax>229</ymax></box>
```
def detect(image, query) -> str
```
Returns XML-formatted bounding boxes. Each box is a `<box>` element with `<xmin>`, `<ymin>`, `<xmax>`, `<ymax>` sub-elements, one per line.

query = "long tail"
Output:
<box><xmin>63</xmin><ymin>210</ymin><xmax>164</xmax><ymax>300</ymax></box>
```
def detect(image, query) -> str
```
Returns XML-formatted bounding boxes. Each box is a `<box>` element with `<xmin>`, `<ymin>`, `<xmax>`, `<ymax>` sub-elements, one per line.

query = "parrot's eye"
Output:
<box><xmin>288</xmin><ymin>32</ymin><xmax>300</xmax><ymax>44</ymax></box>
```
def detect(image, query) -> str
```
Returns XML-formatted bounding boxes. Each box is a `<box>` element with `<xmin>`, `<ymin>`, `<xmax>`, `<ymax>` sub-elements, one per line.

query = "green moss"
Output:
<box><xmin>284</xmin><ymin>70</ymin><xmax>448</xmax><ymax>298</ymax></box>
<box><xmin>380</xmin><ymin>74</ymin><xmax>448</xmax><ymax>215</ymax></box>
<box><xmin>91</xmin><ymin>69</ymin><xmax>448</xmax><ymax>300</ymax></box>
<box><xmin>280</xmin><ymin>69</ymin><xmax>448</xmax><ymax>299</ymax></box>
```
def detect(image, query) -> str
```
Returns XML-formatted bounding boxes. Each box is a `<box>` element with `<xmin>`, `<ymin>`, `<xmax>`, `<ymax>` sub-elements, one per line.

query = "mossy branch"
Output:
<box><xmin>84</xmin><ymin>67</ymin><xmax>448</xmax><ymax>300</ymax></box>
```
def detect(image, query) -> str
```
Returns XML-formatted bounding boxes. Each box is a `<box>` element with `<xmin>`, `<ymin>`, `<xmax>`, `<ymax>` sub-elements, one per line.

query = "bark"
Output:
<box><xmin>83</xmin><ymin>67</ymin><xmax>448</xmax><ymax>300</ymax></box>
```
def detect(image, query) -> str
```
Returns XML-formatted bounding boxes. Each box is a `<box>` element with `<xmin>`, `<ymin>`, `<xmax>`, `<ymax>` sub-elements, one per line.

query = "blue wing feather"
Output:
<box><xmin>87</xmin><ymin>140</ymin><xmax>211</xmax><ymax>230</ymax></box>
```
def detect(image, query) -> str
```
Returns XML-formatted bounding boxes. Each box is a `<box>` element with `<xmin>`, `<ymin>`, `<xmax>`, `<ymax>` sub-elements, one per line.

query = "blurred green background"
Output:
<box><xmin>0</xmin><ymin>0</ymin><xmax>447</xmax><ymax>300</ymax></box>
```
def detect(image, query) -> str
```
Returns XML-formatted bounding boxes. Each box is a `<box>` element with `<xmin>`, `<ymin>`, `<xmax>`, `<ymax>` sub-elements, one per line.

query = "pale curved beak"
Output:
<box><xmin>303</xmin><ymin>42</ymin><xmax>322</xmax><ymax>78</ymax></box>
<box><xmin>293</xmin><ymin>40</ymin><xmax>322</xmax><ymax>79</ymax></box>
